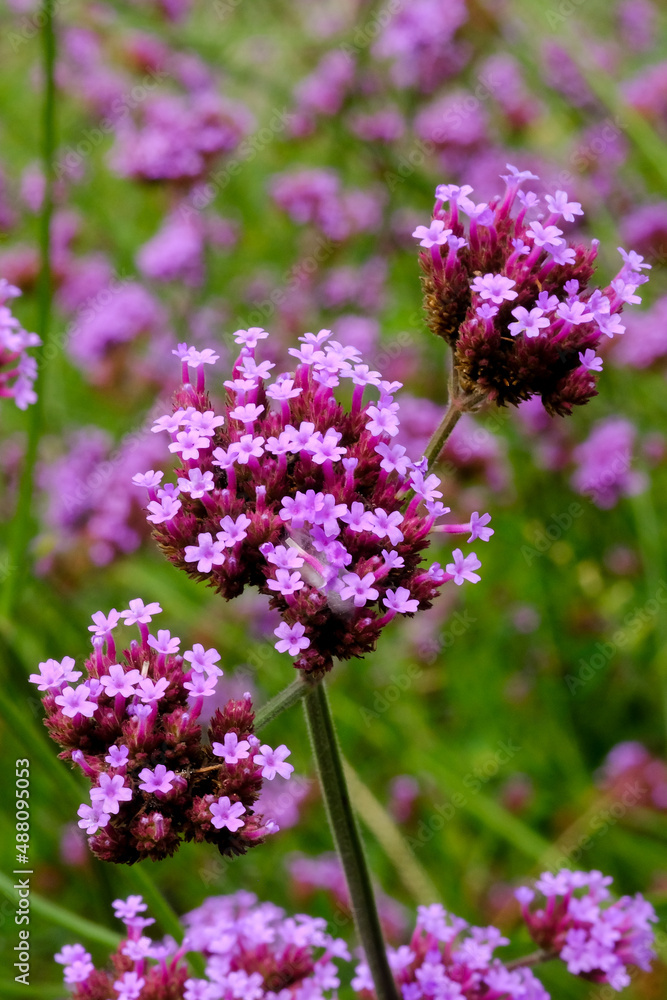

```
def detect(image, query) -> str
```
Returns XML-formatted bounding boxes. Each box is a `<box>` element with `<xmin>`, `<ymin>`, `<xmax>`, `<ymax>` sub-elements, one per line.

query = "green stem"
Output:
<box><xmin>505</xmin><ymin>948</ymin><xmax>557</xmax><ymax>971</ymax></box>
<box><xmin>424</xmin><ymin>404</ymin><xmax>464</xmax><ymax>471</ymax></box>
<box><xmin>304</xmin><ymin>683</ymin><xmax>399</xmax><ymax>1000</ymax></box>
<box><xmin>1</xmin><ymin>0</ymin><xmax>56</xmax><ymax>617</ymax></box>
<box><xmin>255</xmin><ymin>675</ymin><xmax>316</xmax><ymax>731</ymax></box>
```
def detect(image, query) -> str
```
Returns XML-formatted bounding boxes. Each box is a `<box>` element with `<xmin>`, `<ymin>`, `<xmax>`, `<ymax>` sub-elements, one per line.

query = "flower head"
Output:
<box><xmin>417</xmin><ymin>172</ymin><xmax>647</xmax><ymax>414</ymax></box>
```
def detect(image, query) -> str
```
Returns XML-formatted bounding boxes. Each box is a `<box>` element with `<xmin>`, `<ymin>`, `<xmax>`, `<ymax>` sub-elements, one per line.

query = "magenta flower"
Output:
<box><xmin>55</xmin><ymin>685</ymin><xmax>97</xmax><ymax>719</ymax></box>
<box><xmin>340</xmin><ymin>572</ymin><xmax>380</xmax><ymax>608</ymax></box>
<box><xmin>445</xmin><ymin>550</ymin><xmax>482</xmax><ymax>586</ymax></box>
<box><xmin>209</xmin><ymin>796</ymin><xmax>246</xmax><ymax>832</ymax></box>
<box><xmin>184</xmin><ymin>532</ymin><xmax>226</xmax><ymax>573</ymax></box>
<box><xmin>412</xmin><ymin>220</ymin><xmax>451</xmax><ymax>248</ymax></box>
<box><xmin>274</xmin><ymin>622</ymin><xmax>311</xmax><ymax>656</ymax></box>
<box><xmin>120</xmin><ymin>599</ymin><xmax>162</xmax><ymax>626</ymax></box>
<box><xmin>383</xmin><ymin>588</ymin><xmax>419</xmax><ymax>614</ymax></box>
<box><xmin>99</xmin><ymin>664</ymin><xmax>141</xmax><ymax>698</ymax></box>
<box><xmin>253</xmin><ymin>744</ymin><xmax>294</xmax><ymax>781</ymax></box>
<box><xmin>138</xmin><ymin>765</ymin><xmax>177</xmax><ymax>795</ymax></box>
<box><xmin>90</xmin><ymin>773</ymin><xmax>133</xmax><ymax>814</ymax></box>
<box><xmin>212</xmin><ymin>732</ymin><xmax>251</xmax><ymax>764</ymax></box>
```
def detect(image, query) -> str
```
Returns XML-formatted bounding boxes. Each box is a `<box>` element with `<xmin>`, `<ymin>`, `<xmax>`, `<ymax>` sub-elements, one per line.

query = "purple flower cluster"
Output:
<box><xmin>29</xmin><ymin>600</ymin><xmax>293</xmax><ymax>863</ymax></box>
<box><xmin>414</xmin><ymin>167</ymin><xmax>649</xmax><ymax>414</ymax></box>
<box><xmin>517</xmin><ymin>869</ymin><xmax>657</xmax><ymax>991</ymax></box>
<box><xmin>349</xmin><ymin>870</ymin><xmax>656</xmax><ymax>999</ymax></box>
<box><xmin>136</xmin><ymin>328</ymin><xmax>491</xmax><ymax>674</ymax></box>
<box><xmin>288</xmin><ymin>852</ymin><xmax>408</xmax><ymax>942</ymax></box>
<box><xmin>0</xmin><ymin>278</ymin><xmax>40</xmax><ymax>409</ymax></box>
<box><xmin>570</xmin><ymin>417</ymin><xmax>647</xmax><ymax>509</ymax></box>
<box><xmin>53</xmin><ymin>872</ymin><xmax>656</xmax><ymax>1000</ymax></box>
<box><xmin>352</xmin><ymin>903</ymin><xmax>548</xmax><ymax>1000</ymax></box>
<box><xmin>110</xmin><ymin>91</ymin><xmax>254</xmax><ymax>184</ymax></box>
<box><xmin>597</xmin><ymin>741</ymin><xmax>667</xmax><ymax>812</ymax></box>
<box><xmin>56</xmin><ymin>891</ymin><xmax>348</xmax><ymax>1000</ymax></box>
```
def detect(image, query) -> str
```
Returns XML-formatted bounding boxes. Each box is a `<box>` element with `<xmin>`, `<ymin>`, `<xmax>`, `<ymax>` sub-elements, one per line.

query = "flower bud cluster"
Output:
<box><xmin>413</xmin><ymin>166</ymin><xmax>649</xmax><ymax>414</ymax></box>
<box><xmin>136</xmin><ymin>328</ymin><xmax>490</xmax><ymax>675</ymax></box>
<box><xmin>29</xmin><ymin>600</ymin><xmax>293</xmax><ymax>863</ymax></box>
<box><xmin>55</xmin><ymin>891</ymin><xmax>348</xmax><ymax>1000</ymax></box>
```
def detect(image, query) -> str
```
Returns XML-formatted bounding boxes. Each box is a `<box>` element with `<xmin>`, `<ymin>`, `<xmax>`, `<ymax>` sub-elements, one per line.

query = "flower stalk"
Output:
<box><xmin>304</xmin><ymin>681</ymin><xmax>399</xmax><ymax>1000</ymax></box>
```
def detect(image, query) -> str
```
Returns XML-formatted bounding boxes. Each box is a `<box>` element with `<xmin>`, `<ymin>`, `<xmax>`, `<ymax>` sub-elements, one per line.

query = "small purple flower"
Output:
<box><xmin>412</xmin><ymin>220</ymin><xmax>451</xmax><ymax>248</ymax></box>
<box><xmin>212</xmin><ymin>732</ymin><xmax>251</xmax><ymax>763</ymax></box>
<box><xmin>138</xmin><ymin>764</ymin><xmax>177</xmax><ymax>795</ymax></box>
<box><xmin>545</xmin><ymin>190</ymin><xmax>583</xmax><ymax>222</ymax></box>
<box><xmin>508</xmin><ymin>306</ymin><xmax>550</xmax><ymax>338</ymax></box>
<box><xmin>340</xmin><ymin>571</ymin><xmax>379</xmax><ymax>607</ymax></box>
<box><xmin>183</xmin><ymin>643</ymin><xmax>222</xmax><ymax>675</ymax></box>
<box><xmin>578</xmin><ymin>348</ymin><xmax>603</xmax><ymax>372</ymax></box>
<box><xmin>120</xmin><ymin>599</ymin><xmax>162</xmax><ymax>626</ymax></box>
<box><xmin>147</xmin><ymin>630</ymin><xmax>181</xmax><ymax>655</ymax></box>
<box><xmin>55</xmin><ymin>685</ymin><xmax>97</xmax><ymax>719</ymax></box>
<box><xmin>29</xmin><ymin>656</ymin><xmax>81</xmax><ymax>691</ymax></box>
<box><xmin>468</xmin><ymin>512</ymin><xmax>494</xmax><ymax>543</ymax></box>
<box><xmin>209</xmin><ymin>795</ymin><xmax>246</xmax><ymax>832</ymax></box>
<box><xmin>184</xmin><ymin>532</ymin><xmax>226</xmax><ymax>573</ymax></box>
<box><xmin>383</xmin><ymin>587</ymin><xmax>419</xmax><ymax>614</ymax></box>
<box><xmin>88</xmin><ymin>609</ymin><xmax>121</xmax><ymax>636</ymax></box>
<box><xmin>90</xmin><ymin>773</ymin><xmax>133</xmax><ymax>814</ymax></box>
<box><xmin>105</xmin><ymin>745</ymin><xmax>130</xmax><ymax>768</ymax></box>
<box><xmin>77</xmin><ymin>802</ymin><xmax>110</xmax><ymax>835</ymax></box>
<box><xmin>99</xmin><ymin>664</ymin><xmax>142</xmax><ymax>699</ymax></box>
<box><xmin>274</xmin><ymin>621</ymin><xmax>310</xmax><ymax>656</ymax></box>
<box><xmin>253</xmin><ymin>744</ymin><xmax>294</xmax><ymax>780</ymax></box>
<box><xmin>137</xmin><ymin>676</ymin><xmax>170</xmax><ymax>703</ymax></box>
<box><xmin>445</xmin><ymin>550</ymin><xmax>482</xmax><ymax>586</ymax></box>
<box><xmin>470</xmin><ymin>273</ymin><xmax>518</xmax><ymax>304</ymax></box>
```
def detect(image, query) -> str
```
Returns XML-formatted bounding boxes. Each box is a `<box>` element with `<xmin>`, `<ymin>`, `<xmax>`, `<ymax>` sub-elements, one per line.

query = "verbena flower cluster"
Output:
<box><xmin>352</xmin><ymin>870</ymin><xmax>656</xmax><ymax>999</ymax></box>
<box><xmin>516</xmin><ymin>870</ymin><xmax>658</xmax><ymax>991</ymax></box>
<box><xmin>136</xmin><ymin>328</ymin><xmax>492</xmax><ymax>675</ymax></box>
<box><xmin>55</xmin><ymin>890</ymin><xmax>348</xmax><ymax>1000</ymax></box>
<box><xmin>414</xmin><ymin>167</ymin><xmax>649</xmax><ymax>415</ymax></box>
<box><xmin>0</xmin><ymin>277</ymin><xmax>40</xmax><ymax>409</ymax></box>
<box><xmin>54</xmin><ymin>871</ymin><xmax>656</xmax><ymax>999</ymax></box>
<box><xmin>29</xmin><ymin>600</ymin><xmax>293</xmax><ymax>864</ymax></box>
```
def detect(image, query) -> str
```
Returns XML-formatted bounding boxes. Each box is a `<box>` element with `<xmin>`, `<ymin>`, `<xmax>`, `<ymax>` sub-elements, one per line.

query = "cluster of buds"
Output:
<box><xmin>516</xmin><ymin>869</ymin><xmax>658</xmax><ymax>991</ymax></box>
<box><xmin>134</xmin><ymin>328</ymin><xmax>491</xmax><ymax>675</ymax></box>
<box><xmin>413</xmin><ymin>165</ymin><xmax>649</xmax><ymax>415</ymax></box>
<box><xmin>0</xmin><ymin>278</ymin><xmax>41</xmax><ymax>409</ymax></box>
<box><xmin>55</xmin><ymin>891</ymin><xmax>348</xmax><ymax>1000</ymax></box>
<box><xmin>29</xmin><ymin>600</ymin><xmax>293</xmax><ymax>863</ymax></box>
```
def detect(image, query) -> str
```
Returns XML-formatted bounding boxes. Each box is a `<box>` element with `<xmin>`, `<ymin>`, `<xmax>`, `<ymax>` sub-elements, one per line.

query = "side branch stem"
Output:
<box><xmin>505</xmin><ymin>948</ymin><xmax>558</xmax><ymax>970</ymax></box>
<box><xmin>304</xmin><ymin>683</ymin><xmax>399</xmax><ymax>1000</ymax></box>
<box><xmin>424</xmin><ymin>404</ymin><xmax>464</xmax><ymax>471</ymax></box>
<box><xmin>255</xmin><ymin>676</ymin><xmax>317</xmax><ymax>731</ymax></box>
